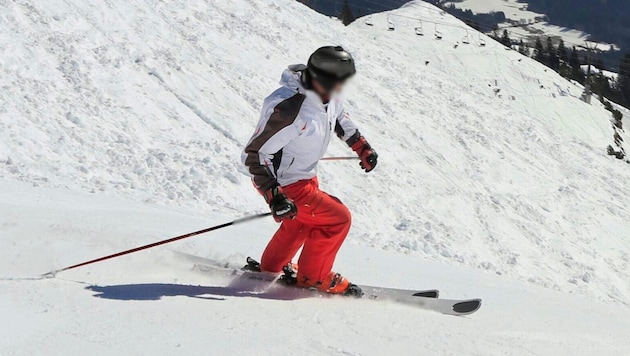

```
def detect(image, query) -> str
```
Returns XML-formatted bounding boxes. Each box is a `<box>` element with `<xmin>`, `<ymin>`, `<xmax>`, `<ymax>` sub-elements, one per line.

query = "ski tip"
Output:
<box><xmin>452</xmin><ymin>299</ymin><xmax>482</xmax><ymax>314</ymax></box>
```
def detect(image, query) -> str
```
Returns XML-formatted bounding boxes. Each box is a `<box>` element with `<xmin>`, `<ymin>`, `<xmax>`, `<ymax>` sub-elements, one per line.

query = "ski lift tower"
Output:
<box><xmin>579</xmin><ymin>41</ymin><xmax>598</xmax><ymax>104</ymax></box>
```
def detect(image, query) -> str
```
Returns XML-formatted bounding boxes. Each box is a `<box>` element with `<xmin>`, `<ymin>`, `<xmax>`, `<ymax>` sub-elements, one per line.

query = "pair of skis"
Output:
<box><xmin>184</xmin><ymin>254</ymin><xmax>481</xmax><ymax>316</ymax></box>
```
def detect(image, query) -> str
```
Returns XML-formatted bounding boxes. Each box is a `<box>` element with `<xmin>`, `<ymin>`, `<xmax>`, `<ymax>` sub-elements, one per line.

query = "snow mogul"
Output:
<box><xmin>242</xmin><ymin>46</ymin><xmax>378</xmax><ymax>296</ymax></box>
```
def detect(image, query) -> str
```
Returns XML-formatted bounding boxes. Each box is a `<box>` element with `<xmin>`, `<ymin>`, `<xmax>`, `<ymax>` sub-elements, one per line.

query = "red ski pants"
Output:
<box><xmin>260</xmin><ymin>177</ymin><xmax>351</xmax><ymax>282</ymax></box>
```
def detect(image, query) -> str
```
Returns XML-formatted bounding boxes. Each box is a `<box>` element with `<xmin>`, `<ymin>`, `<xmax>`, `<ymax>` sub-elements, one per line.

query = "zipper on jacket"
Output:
<box><xmin>321</xmin><ymin>107</ymin><xmax>332</xmax><ymax>158</ymax></box>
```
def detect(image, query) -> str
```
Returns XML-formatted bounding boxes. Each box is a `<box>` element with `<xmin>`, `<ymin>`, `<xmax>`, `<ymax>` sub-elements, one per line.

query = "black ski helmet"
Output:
<box><xmin>307</xmin><ymin>46</ymin><xmax>356</xmax><ymax>91</ymax></box>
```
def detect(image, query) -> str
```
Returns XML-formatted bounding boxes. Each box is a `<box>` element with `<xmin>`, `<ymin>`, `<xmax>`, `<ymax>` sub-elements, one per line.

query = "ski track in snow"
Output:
<box><xmin>0</xmin><ymin>0</ymin><xmax>629</xmax><ymax>354</ymax></box>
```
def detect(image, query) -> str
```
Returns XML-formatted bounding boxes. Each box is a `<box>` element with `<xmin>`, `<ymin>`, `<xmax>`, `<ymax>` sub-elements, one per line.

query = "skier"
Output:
<box><xmin>242</xmin><ymin>46</ymin><xmax>378</xmax><ymax>295</ymax></box>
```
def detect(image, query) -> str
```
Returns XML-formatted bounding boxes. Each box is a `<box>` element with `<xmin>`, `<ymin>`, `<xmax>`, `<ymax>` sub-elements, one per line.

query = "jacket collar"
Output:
<box><xmin>281</xmin><ymin>65</ymin><xmax>335</xmax><ymax>108</ymax></box>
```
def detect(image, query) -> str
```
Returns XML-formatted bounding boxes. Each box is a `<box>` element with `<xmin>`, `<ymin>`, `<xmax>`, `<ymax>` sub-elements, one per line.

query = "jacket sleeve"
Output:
<box><xmin>242</xmin><ymin>93</ymin><xmax>306</xmax><ymax>191</ymax></box>
<box><xmin>334</xmin><ymin>102</ymin><xmax>361</xmax><ymax>146</ymax></box>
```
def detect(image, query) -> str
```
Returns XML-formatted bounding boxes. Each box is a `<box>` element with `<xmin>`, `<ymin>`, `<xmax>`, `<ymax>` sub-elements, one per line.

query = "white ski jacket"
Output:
<box><xmin>242</xmin><ymin>64</ymin><xmax>360</xmax><ymax>191</ymax></box>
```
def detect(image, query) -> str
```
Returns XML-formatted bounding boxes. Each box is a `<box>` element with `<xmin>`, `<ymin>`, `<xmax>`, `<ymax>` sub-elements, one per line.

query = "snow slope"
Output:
<box><xmin>445</xmin><ymin>0</ymin><xmax>619</xmax><ymax>50</ymax></box>
<box><xmin>1</xmin><ymin>0</ymin><xmax>630</xmax><ymax>353</ymax></box>
<box><xmin>2</xmin><ymin>181</ymin><xmax>630</xmax><ymax>355</ymax></box>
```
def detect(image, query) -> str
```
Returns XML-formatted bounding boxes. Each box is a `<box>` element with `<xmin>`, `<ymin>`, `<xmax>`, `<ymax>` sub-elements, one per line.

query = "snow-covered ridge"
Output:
<box><xmin>445</xmin><ymin>0</ymin><xmax>619</xmax><ymax>50</ymax></box>
<box><xmin>0</xmin><ymin>0</ymin><xmax>629</xmax><ymax>309</ymax></box>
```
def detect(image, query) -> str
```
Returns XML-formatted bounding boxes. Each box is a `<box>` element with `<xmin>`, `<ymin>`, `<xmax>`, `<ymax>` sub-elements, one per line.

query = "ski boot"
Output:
<box><xmin>280</xmin><ymin>263</ymin><xmax>299</xmax><ymax>285</ymax></box>
<box><xmin>283</xmin><ymin>264</ymin><xmax>363</xmax><ymax>297</ymax></box>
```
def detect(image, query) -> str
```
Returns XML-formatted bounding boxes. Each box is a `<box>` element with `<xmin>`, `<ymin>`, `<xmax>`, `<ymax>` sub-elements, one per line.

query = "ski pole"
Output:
<box><xmin>320</xmin><ymin>156</ymin><xmax>360</xmax><ymax>161</ymax></box>
<box><xmin>41</xmin><ymin>212</ymin><xmax>272</xmax><ymax>278</ymax></box>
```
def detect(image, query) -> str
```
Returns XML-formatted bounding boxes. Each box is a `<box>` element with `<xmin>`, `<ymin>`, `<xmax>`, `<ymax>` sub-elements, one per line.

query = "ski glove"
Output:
<box><xmin>351</xmin><ymin>136</ymin><xmax>378</xmax><ymax>173</ymax></box>
<box><xmin>263</xmin><ymin>185</ymin><xmax>298</xmax><ymax>223</ymax></box>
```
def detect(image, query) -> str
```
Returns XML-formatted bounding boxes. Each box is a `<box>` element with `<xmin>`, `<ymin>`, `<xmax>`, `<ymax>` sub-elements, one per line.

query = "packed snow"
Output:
<box><xmin>2</xmin><ymin>181</ymin><xmax>630</xmax><ymax>355</ymax></box>
<box><xmin>1</xmin><ymin>0</ymin><xmax>630</xmax><ymax>354</ymax></box>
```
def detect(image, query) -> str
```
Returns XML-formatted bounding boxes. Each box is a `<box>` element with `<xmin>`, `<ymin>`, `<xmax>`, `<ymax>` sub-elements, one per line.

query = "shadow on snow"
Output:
<box><xmin>86</xmin><ymin>283</ymin><xmax>318</xmax><ymax>302</ymax></box>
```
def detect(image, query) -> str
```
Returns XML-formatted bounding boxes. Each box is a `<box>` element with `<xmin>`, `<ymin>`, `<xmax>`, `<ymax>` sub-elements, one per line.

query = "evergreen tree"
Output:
<box><xmin>545</xmin><ymin>37</ymin><xmax>554</xmax><ymax>54</ymax></box>
<box><xmin>557</xmin><ymin>39</ymin><xmax>568</xmax><ymax>63</ymax></box>
<box><xmin>595</xmin><ymin>58</ymin><xmax>605</xmax><ymax>69</ymax></box>
<box><xmin>590</xmin><ymin>69</ymin><xmax>613</xmax><ymax>100</ymax></box>
<box><xmin>533</xmin><ymin>37</ymin><xmax>545</xmax><ymax>63</ymax></box>
<box><xmin>546</xmin><ymin>37</ymin><xmax>559</xmax><ymax>70</ymax></box>
<box><xmin>568</xmin><ymin>47</ymin><xmax>580</xmax><ymax>68</ymax></box>
<box><xmin>490</xmin><ymin>30</ymin><xmax>504</xmax><ymax>43</ymax></box>
<box><xmin>500</xmin><ymin>30</ymin><xmax>511</xmax><ymax>48</ymax></box>
<box><xmin>340</xmin><ymin>0</ymin><xmax>355</xmax><ymax>26</ymax></box>
<box><xmin>569</xmin><ymin>47</ymin><xmax>584</xmax><ymax>83</ymax></box>
<box><xmin>619</xmin><ymin>53</ymin><xmax>630</xmax><ymax>106</ymax></box>
<box><xmin>518</xmin><ymin>39</ymin><xmax>529</xmax><ymax>56</ymax></box>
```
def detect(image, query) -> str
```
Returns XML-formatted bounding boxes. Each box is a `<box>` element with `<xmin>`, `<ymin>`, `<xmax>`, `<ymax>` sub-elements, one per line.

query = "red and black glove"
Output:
<box><xmin>351</xmin><ymin>136</ymin><xmax>378</xmax><ymax>173</ymax></box>
<box><xmin>262</xmin><ymin>185</ymin><xmax>298</xmax><ymax>223</ymax></box>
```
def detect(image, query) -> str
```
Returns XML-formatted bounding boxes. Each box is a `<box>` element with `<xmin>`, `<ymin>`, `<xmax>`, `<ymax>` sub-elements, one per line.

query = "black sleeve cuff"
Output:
<box><xmin>345</xmin><ymin>130</ymin><xmax>362</xmax><ymax>147</ymax></box>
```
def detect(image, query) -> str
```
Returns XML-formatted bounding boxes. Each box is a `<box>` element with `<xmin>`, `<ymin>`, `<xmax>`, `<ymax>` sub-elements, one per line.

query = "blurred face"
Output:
<box><xmin>312</xmin><ymin>79</ymin><xmax>345</xmax><ymax>97</ymax></box>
